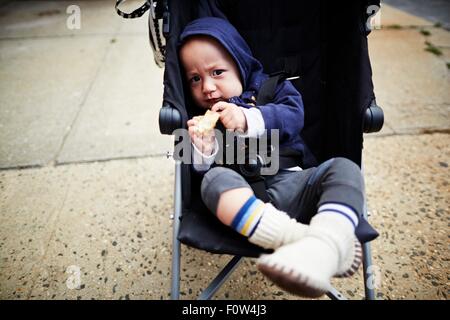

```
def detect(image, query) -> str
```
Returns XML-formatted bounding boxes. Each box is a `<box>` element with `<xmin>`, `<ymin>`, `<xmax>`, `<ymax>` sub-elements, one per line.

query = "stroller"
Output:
<box><xmin>116</xmin><ymin>0</ymin><xmax>384</xmax><ymax>300</ymax></box>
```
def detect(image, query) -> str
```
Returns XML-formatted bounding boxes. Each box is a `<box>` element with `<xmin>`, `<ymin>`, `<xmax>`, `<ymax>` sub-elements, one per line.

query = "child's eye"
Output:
<box><xmin>190</xmin><ymin>75</ymin><xmax>201</xmax><ymax>84</ymax></box>
<box><xmin>212</xmin><ymin>70</ymin><xmax>224</xmax><ymax>76</ymax></box>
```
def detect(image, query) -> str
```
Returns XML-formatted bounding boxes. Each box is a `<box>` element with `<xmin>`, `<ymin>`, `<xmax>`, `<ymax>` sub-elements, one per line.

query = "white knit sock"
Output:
<box><xmin>256</xmin><ymin>206</ymin><xmax>359</xmax><ymax>297</ymax></box>
<box><xmin>311</xmin><ymin>205</ymin><xmax>359</xmax><ymax>277</ymax></box>
<box><xmin>247</xmin><ymin>203</ymin><xmax>308</xmax><ymax>249</ymax></box>
<box><xmin>317</xmin><ymin>203</ymin><xmax>359</xmax><ymax>230</ymax></box>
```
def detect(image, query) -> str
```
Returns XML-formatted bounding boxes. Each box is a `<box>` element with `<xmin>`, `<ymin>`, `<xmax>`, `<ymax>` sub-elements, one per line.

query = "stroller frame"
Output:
<box><xmin>150</xmin><ymin>0</ymin><xmax>384</xmax><ymax>300</ymax></box>
<box><xmin>115</xmin><ymin>0</ymin><xmax>384</xmax><ymax>301</ymax></box>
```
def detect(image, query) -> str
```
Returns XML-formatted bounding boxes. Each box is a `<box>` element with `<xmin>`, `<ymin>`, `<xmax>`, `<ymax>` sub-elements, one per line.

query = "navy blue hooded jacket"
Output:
<box><xmin>179</xmin><ymin>17</ymin><xmax>308</xmax><ymax>163</ymax></box>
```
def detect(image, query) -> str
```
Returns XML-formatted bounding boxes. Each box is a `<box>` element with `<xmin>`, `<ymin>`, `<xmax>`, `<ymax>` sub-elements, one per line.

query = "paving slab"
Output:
<box><xmin>423</xmin><ymin>26</ymin><xmax>450</xmax><ymax>48</ymax></box>
<box><xmin>379</xmin><ymin>3</ymin><xmax>434</xmax><ymax>27</ymax></box>
<box><xmin>0</xmin><ymin>165</ymin><xmax>73</xmax><ymax>299</ymax></box>
<box><xmin>0</xmin><ymin>156</ymin><xmax>175</xmax><ymax>299</ymax></box>
<box><xmin>56</xmin><ymin>34</ymin><xmax>172</xmax><ymax>164</ymax></box>
<box><xmin>0</xmin><ymin>0</ymin><xmax>122</xmax><ymax>38</ymax></box>
<box><xmin>383</xmin><ymin>0</ymin><xmax>450</xmax><ymax>30</ymax></box>
<box><xmin>0</xmin><ymin>36</ymin><xmax>110</xmax><ymax>169</ymax></box>
<box><xmin>363</xmin><ymin>133</ymin><xmax>449</xmax><ymax>300</ymax></box>
<box><xmin>0</xmin><ymin>155</ymin><xmax>363</xmax><ymax>300</ymax></box>
<box><xmin>442</xmin><ymin>48</ymin><xmax>450</xmax><ymax>62</ymax></box>
<box><xmin>1</xmin><ymin>133</ymin><xmax>448</xmax><ymax>300</ymax></box>
<box><xmin>369</xmin><ymin>28</ymin><xmax>450</xmax><ymax>133</ymax></box>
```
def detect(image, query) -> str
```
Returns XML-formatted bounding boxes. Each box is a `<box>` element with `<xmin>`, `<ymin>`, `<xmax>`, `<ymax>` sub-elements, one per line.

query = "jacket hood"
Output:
<box><xmin>178</xmin><ymin>17</ymin><xmax>267</xmax><ymax>98</ymax></box>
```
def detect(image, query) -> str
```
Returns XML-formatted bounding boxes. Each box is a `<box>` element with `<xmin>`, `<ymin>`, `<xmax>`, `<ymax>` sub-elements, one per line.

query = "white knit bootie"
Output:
<box><xmin>256</xmin><ymin>212</ymin><xmax>359</xmax><ymax>298</ymax></box>
<box><xmin>309</xmin><ymin>213</ymin><xmax>362</xmax><ymax>278</ymax></box>
<box><xmin>335</xmin><ymin>238</ymin><xmax>362</xmax><ymax>278</ymax></box>
<box><xmin>247</xmin><ymin>203</ymin><xmax>308</xmax><ymax>250</ymax></box>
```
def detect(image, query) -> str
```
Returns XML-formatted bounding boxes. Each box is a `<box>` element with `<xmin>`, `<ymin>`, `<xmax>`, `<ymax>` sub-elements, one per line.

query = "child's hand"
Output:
<box><xmin>187</xmin><ymin>117</ymin><xmax>216</xmax><ymax>156</ymax></box>
<box><xmin>211</xmin><ymin>101</ymin><xmax>247</xmax><ymax>133</ymax></box>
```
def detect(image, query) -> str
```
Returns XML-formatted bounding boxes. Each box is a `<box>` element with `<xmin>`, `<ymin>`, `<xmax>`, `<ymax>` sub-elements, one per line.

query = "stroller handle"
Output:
<box><xmin>363</xmin><ymin>100</ymin><xmax>384</xmax><ymax>133</ymax></box>
<box><xmin>159</xmin><ymin>103</ymin><xmax>182</xmax><ymax>135</ymax></box>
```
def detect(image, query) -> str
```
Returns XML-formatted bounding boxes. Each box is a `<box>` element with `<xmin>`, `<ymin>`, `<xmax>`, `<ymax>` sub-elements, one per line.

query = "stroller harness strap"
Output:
<box><xmin>220</xmin><ymin>73</ymin><xmax>303</xmax><ymax>203</ymax></box>
<box><xmin>256</xmin><ymin>72</ymin><xmax>304</xmax><ymax>169</ymax></box>
<box><xmin>256</xmin><ymin>72</ymin><xmax>286</xmax><ymax>106</ymax></box>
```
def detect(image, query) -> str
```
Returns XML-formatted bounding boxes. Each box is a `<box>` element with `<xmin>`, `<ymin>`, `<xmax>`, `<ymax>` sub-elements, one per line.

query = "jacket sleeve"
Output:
<box><xmin>257</xmin><ymin>80</ymin><xmax>304</xmax><ymax>145</ymax></box>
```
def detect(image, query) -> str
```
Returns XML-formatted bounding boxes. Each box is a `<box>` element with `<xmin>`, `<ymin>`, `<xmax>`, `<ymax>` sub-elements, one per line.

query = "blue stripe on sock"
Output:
<box><xmin>247</xmin><ymin>218</ymin><xmax>262</xmax><ymax>237</ymax></box>
<box><xmin>235</xmin><ymin>200</ymin><xmax>261</xmax><ymax>233</ymax></box>
<box><xmin>320</xmin><ymin>202</ymin><xmax>361</xmax><ymax>221</ymax></box>
<box><xmin>317</xmin><ymin>208</ymin><xmax>357</xmax><ymax>228</ymax></box>
<box><xmin>231</xmin><ymin>195</ymin><xmax>256</xmax><ymax>229</ymax></box>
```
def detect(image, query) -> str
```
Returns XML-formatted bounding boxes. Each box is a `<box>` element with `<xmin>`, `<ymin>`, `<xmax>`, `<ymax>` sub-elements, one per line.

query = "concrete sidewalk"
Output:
<box><xmin>0</xmin><ymin>1</ymin><xmax>448</xmax><ymax>300</ymax></box>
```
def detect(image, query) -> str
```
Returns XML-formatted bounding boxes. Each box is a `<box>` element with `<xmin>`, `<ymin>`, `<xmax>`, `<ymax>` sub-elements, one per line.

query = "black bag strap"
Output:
<box><xmin>116</xmin><ymin>0</ymin><xmax>167</xmax><ymax>67</ymax></box>
<box><xmin>115</xmin><ymin>0</ymin><xmax>151</xmax><ymax>19</ymax></box>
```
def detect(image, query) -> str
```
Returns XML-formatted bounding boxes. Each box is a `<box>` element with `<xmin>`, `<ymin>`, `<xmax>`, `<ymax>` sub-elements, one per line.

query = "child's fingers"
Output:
<box><xmin>192</xmin><ymin>135</ymin><xmax>204</xmax><ymax>151</ymax></box>
<box><xmin>220</xmin><ymin>112</ymin><xmax>236</xmax><ymax>129</ymax></box>
<box><xmin>204</xmin><ymin>132</ymin><xmax>215</xmax><ymax>144</ymax></box>
<box><xmin>192</xmin><ymin>135</ymin><xmax>215</xmax><ymax>154</ymax></box>
<box><xmin>218</xmin><ymin>109</ymin><xmax>232</xmax><ymax>125</ymax></box>
<box><xmin>211</xmin><ymin>103</ymin><xmax>221</xmax><ymax>112</ymax></box>
<box><xmin>211</xmin><ymin>101</ymin><xmax>228</xmax><ymax>113</ymax></box>
<box><xmin>220</xmin><ymin>113</ymin><xmax>229</xmax><ymax>126</ymax></box>
<box><xmin>187</xmin><ymin>119</ymin><xmax>199</xmax><ymax>127</ymax></box>
<box><xmin>218</xmin><ymin>106</ymin><xmax>230</xmax><ymax>117</ymax></box>
<box><xmin>192</xmin><ymin>134</ymin><xmax>200</xmax><ymax>145</ymax></box>
<box><xmin>203</xmin><ymin>127</ymin><xmax>216</xmax><ymax>138</ymax></box>
<box><xmin>188</xmin><ymin>126</ymin><xmax>199</xmax><ymax>140</ymax></box>
<box><xmin>190</xmin><ymin>126</ymin><xmax>215</xmax><ymax>143</ymax></box>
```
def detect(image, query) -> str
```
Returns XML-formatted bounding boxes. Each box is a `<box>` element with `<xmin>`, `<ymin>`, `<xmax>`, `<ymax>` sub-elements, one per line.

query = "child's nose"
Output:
<box><xmin>202</xmin><ymin>78</ymin><xmax>216</xmax><ymax>94</ymax></box>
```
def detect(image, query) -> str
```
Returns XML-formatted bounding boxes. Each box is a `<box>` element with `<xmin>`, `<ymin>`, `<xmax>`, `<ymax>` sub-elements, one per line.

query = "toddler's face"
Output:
<box><xmin>180</xmin><ymin>36</ymin><xmax>243</xmax><ymax>109</ymax></box>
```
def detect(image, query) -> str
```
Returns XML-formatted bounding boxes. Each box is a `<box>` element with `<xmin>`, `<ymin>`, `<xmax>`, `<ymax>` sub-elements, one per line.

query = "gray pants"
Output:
<box><xmin>201</xmin><ymin>157</ymin><xmax>378</xmax><ymax>242</ymax></box>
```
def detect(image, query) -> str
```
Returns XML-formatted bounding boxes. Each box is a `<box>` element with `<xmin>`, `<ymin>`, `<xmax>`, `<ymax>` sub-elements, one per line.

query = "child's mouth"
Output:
<box><xmin>206</xmin><ymin>98</ymin><xmax>223</xmax><ymax>105</ymax></box>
